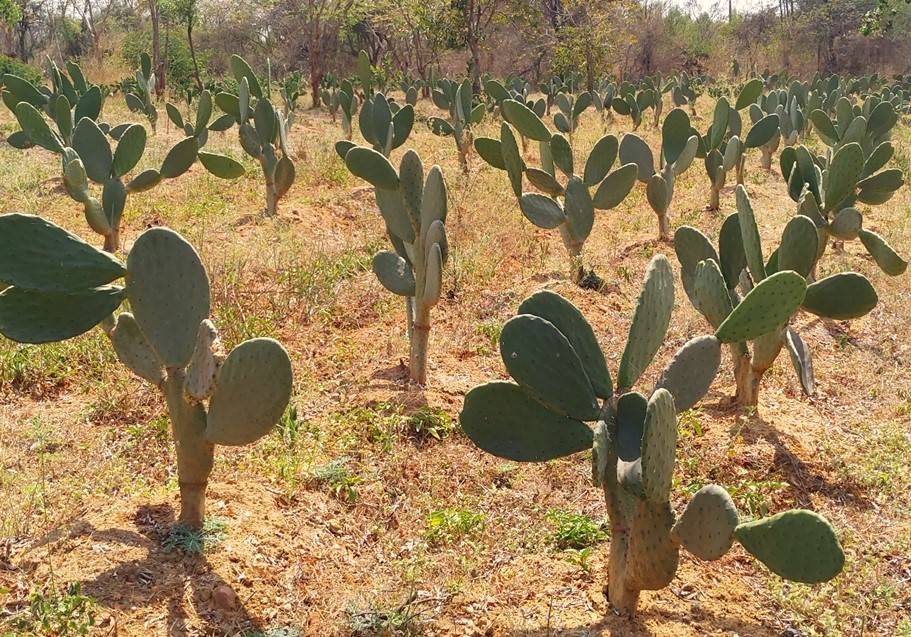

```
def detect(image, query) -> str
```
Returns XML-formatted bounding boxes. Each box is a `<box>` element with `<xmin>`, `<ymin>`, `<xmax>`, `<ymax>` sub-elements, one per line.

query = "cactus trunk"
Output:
<box><xmin>410</xmin><ymin>306</ymin><xmax>431</xmax><ymax>384</ymax></box>
<box><xmin>163</xmin><ymin>371</ymin><xmax>215</xmax><ymax>529</ymax></box>
<box><xmin>262</xmin><ymin>160</ymin><xmax>278</xmax><ymax>217</ymax></box>
<box><xmin>658</xmin><ymin>211</ymin><xmax>671</xmax><ymax>242</ymax></box>
<box><xmin>607</xmin><ymin>535</ymin><xmax>640</xmax><ymax>616</ymax></box>
<box><xmin>733</xmin><ymin>353</ymin><xmax>762</xmax><ymax>407</ymax></box>
<box><xmin>103</xmin><ymin>227</ymin><xmax>120</xmax><ymax>253</ymax></box>
<box><xmin>709</xmin><ymin>186</ymin><xmax>720</xmax><ymax>211</ymax></box>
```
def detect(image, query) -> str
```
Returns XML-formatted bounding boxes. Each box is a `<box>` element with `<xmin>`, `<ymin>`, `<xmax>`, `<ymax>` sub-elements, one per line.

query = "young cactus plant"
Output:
<box><xmin>619</xmin><ymin>108</ymin><xmax>699</xmax><ymax>241</ymax></box>
<box><xmin>11</xmin><ymin>111</ymin><xmax>243</xmax><ymax>252</ymax></box>
<box><xmin>0</xmin><ymin>214</ymin><xmax>293</xmax><ymax>529</ymax></box>
<box><xmin>124</xmin><ymin>53</ymin><xmax>158</xmax><ymax>131</ymax></box>
<box><xmin>429</xmin><ymin>78</ymin><xmax>486</xmax><ymax>173</ymax></box>
<box><xmin>781</xmin><ymin>140</ymin><xmax>906</xmax><ymax>275</ymax></box>
<box><xmin>165</xmin><ymin>89</ymin><xmax>236</xmax><ymax>147</ymax></box>
<box><xmin>339</xmin><ymin>147</ymin><xmax>447</xmax><ymax>385</ymax></box>
<box><xmin>215</xmin><ymin>55</ymin><xmax>296</xmax><ymax>217</ymax></box>
<box><xmin>460</xmin><ymin>256</ymin><xmax>845</xmax><ymax>616</ymax></box>
<box><xmin>552</xmin><ymin>90</ymin><xmax>592</xmax><ymax>142</ymax></box>
<box><xmin>473</xmin><ymin>100</ymin><xmax>639</xmax><ymax>287</ymax></box>
<box><xmin>675</xmin><ymin>186</ymin><xmax>879</xmax><ymax>406</ymax></box>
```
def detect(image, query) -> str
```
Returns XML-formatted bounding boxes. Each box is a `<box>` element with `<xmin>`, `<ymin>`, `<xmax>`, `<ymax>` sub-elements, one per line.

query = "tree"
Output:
<box><xmin>170</xmin><ymin>0</ymin><xmax>203</xmax><ymax>90</ymax></box>
<box><xmin>372</xmin><ymin>0</ymin><xmax>453</xmax><ymax>88</ymax></box>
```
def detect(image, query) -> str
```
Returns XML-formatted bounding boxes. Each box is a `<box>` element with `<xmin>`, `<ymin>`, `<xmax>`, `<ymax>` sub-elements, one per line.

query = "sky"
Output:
<box><xmin>666</xmin><ymin>0</ymin><xmax>779</xmax><ymax>19</ymax></box>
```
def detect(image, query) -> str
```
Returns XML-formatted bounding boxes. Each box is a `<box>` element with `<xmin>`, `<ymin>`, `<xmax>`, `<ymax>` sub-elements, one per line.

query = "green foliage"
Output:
<box><xmin>0</xmin><ymin>55</ymin><xmax>40</xmax><ymax>85</ymax></box>
<box><xmin>162</xmin><ymin>517</ymin><xmax>228</xmax><ymax>553</ymax></box>
<box><xmin>14</xmin><ymin>582</ymin><xmax>96</xmax><ymax>637</ymax></box>
<box><xmin>546</xmin><ymin>510</ymin><xmax>609</xmax><ymax>550</ymax></box>
<box><xmin>424</xmin><ymin>508</ymin><xmax>484</xmax><ymax>545</ymax></box>
<box><xmin>121</xmin><ymin>28</ymin><xmax>208</xmax><ymax>93</ymax></box>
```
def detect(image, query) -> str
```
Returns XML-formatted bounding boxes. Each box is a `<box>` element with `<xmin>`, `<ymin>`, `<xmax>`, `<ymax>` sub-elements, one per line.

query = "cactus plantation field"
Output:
<box><xmin>2</xmin><ymin>56</ymin><xmax>911</xmax><ymax>637</ymax></box>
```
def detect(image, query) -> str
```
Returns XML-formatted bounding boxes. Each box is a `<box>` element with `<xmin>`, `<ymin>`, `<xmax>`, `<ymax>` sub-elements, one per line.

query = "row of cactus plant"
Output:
<box><xmin>460</xmin><ymin>255</ymin><xmax>845</xmax><ymax>616</ymax></box>
<box><xmin>0</xmin><ymin>213</ymin><xmax>293</xmax><ymax>529</ymax></box>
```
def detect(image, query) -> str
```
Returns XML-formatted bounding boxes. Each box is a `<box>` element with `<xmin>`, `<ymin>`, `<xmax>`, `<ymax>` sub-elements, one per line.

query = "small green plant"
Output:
<box><xmin>405</xmin><ymin>406</ymin><xmax>453</xmax><ymax>441</ymax></box>
<box><xmin>563</xmin><ymin>546</ymin><xmax>595</xmax><ymax>574</ymax></box>
<box><xmin>423</xmin><ymin>507</ymin><xmax>484</xmax><ymax>546</ymax></box>
<box><xmin>312</xmin><ymin>457</ymin><xmax>362</xmax><ymax>503</ymax></box>
<box><xmin>15</xmin><ymin>582</ymin><xmax>96</xmax><ymax>637</ymax></box>
<box><xmin>346</xmin><ymin>590</ymin><xmax>427</xmax><ymax>637</ymax></box>
<box><xmin>546</xmin><ymin>510</ymin><xmax>608</xmax><ymax>550</ymax></box>
<box><xmin>163</xmin><ymin>517</ymin><xmax>228</xmax><ymax>553</ymax></box>
<box><xmin>123</xmin><ymin>52</ymin><xmax>158</xmax><ymax>130</ymax></box>
<box><xmin>429</xmin><ymin>78</ymin><xmax>485</xmax><ymax>173</ymax></box>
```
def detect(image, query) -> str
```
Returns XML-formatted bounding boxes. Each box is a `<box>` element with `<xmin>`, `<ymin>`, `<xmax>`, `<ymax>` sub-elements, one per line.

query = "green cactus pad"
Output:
<box><xmin>829</xmin><ymin>208</ymin><xmax>862</xmax><ymax>241</ymax></box>
<box><xmin>640</xmin><ymin>388</ymin><xmax>677</xmax><ymax>503</ymax></box>
<box><xmin>735</xmin><ymin>509</ymin><xmax>844</xmax><ymax>583</ymax></box>
<box><xmin>591</xmin><ymin>163</ymin><xmax>638</xmax><ymax>210</ymax></box>
<box><xmin>550</xmin><ymin>134</ymin><xmax>573</xmax><ymax>177</ymax></box>
<box><xmin>856</xmin><ymin>169</ymin><xmax>904</xmax><ymax>205</ymax></box>
<box><xmin>398</xmin><ymin>150</ymin><xmax>424</xmax><ymax>223</ymax></box>
<box><xmin>661</xmin><ymin>108</ymin><xmax>692</xmax><ymax>165</ymax></box>
<box><xmin>0</xmin><ymin>285</ymin><xmax>125</xmax><ymax>343</ymax></box>
<box><xmin>519</xmin><ymin>193</ymin><xmax>566</xmax><ymax>229</ymax></box>
<box><xmin>785</xmin><ymin>327</ymin><xmax>814</xmax><ymax>395</ymax></box>
<box><xmin>421</xmin><ymin>166</ymin><xmax>447</xmax><ymax>231</ymax></box>
<box><xmin>206</xmin><ymin>338</ymin><xmax>293</xmax><ymax>446</ymax></box>
<box><xmin>474</xmin><ymin>137</ymin><xmax>505</xmax><ymax>170</ymax></box>
<box><xmin>500</xmin><ymin>123</ymin><xmax>524</xmax><ymax>197</ymax></box>
<box><xmin>626</xmin><ymin>499</ymin><xmax>679</xmax><ymax>591</ymax></box>
<box><xmin>735</xmin><ymin>79</ymin><xmax>763</xmax><ymax>110</ymax></box>
<box><xmin>160</xmin><ymin>137</ymin><xmax>199</xmax><ymax>179</ymax></box>
<box><xmin>563</xmin><ymin>177</ymin><xmax>595</xmax><ymax>242</ymax></box>
<box><xmin>275</xmin><ymin>156</ymin><xmax>296</xmax><ymax>198</ymax></box>
<box><xmin>110</xmin><ymin>312</ymin><xmax>165</xmax><ymax>385</ymax></box>
<box><xmin>802</xmin><ymin>273</ymin><xmax>878</xmax><ymax>319</ymax></box>
<box><xmin>693</xmin><ymin>259</ymin><xmax>734</xmax><ymax>329</ymax></box>
<box><xmin>126</xmin><ymin>227</ymin><xmax>211</xmax><ymax>368</ymax></box>
<box><xmin>15</xmin><ymin>103</ymin><xmax>62</xmax><ymax>153</ymax></box>
<box><xmin>824</xmin><ymin>143</ymin><xmax>864</xmax><ymax>213</ymax></box>
<box><xmin>372</xmin><ymin>251</ymin><xmax>416</xmax><ymax>296</ymax></box>
<box><xmin>501</xmin><ymin>99</ymin><xmax>551</xmax><ymax>141</ymax></box>
<box><xmin>862</xmin><ymin>142</ymin><xmax>894</xmax><ymax>179</ymax></box>
<box><xmin>858</xmin><ymin>229</ymin><xmax>907</xmax><ymax>276</ymax></box>
<box><xmin>525</xmin><ymin>168</ymin><xmax>564</xmax><ymax>197</ymax></box>
<box><xmin>744</xmin><ymin>114</ymin><xmax>779</xmax><ymax>149</ymax></box>
<box><xmin>111</xmin><ymin>124</ymin><xmax>147</xmax><ymax>177</ymax></box>
<box><xmin>345</xmin><ymin>147</ymin><xmax>400</xmax><ymax>190</ymax></box>
<box><xmin>185</xmin><ymin>319</ymin><xmax>221</xmax><ymax>401</ymax></box>
<box><xmin>619</xmin><ymin>133</ymin><xmax>654</xmax><ymax>182</ymax></box>
<box><xmin>198</xmin><ymin>152</ymin><xmax>245</xmax><ymax>179</ymax></box>
<box><xmin>646</xmin><ymin>174</ymin><xmax>669</xmax><ymax>215</ymax></box>
<box><xmin>616</xmin><ymin>391</ymin><xmax>647</xmax><ymax>495</ymax></box>
<box><xmin>499</xmin><ymin>315</ymin><xmax>599</xmax><ymax>421</ymax></box>
<box><xmin>778</xmin><ymin>215</ymin><xmax>818</xmax><ymax>278</ymax></box>
<box><xmin>335</xmin><ymin>140</ymin><xmax>356</xmax><ymax>161</ymax></box>
<box><xmin>0</xmin><ymin>213</ymin><xmax>125</xmax><ymax>291</ymax></box>
<box><xmin>460</xmin><ymin>381</ymin><xmax>593</xmax><ymax>462</ymax></box>
<box><xmin>654</xmin><ymin>335</ymin><xmax>721</xmax><ymax>412</ymax></box>
<box><xmin>583</xmin><ymin>135</ymin><xmax>618</xmax><ymax>186</ymax></box>
<box><xmin>518</xmin><ymin>290</ymin><xmax>612</xmax><ymax>399</ymax></box>
<box><xmin>126</xmin><ymin>169</ymin><xmax>162</xmax><ymax>193</ymax></box>
<box><xmin>674</xmin><ymin>226</ymin><xmax>718</xmax><ymax>305</ymax></box>
<box><xmin>715</xmin><ymin>271</ymin><xmax>806</xmax><ymax>344</ymax></box>
<box><xmin>809</xmin><ymin>110</ymin><xmax>838</xmax><ymax>146</ymax></box>
<box><xmin>617</xmin><ymin>255</ymin><xmax>674</xmax><ymax>389</ymax></box>
<box><xmin>718</xmin><ymin>212</ymin><xmax>747</xmax><ymax>289</ymax></box>
<box><xmin>670</xmin><ymin>485</ymin><xmax>738</xmax><ymax>560</ymax></box>
<box><xmin>735</xmin><ymin>185</ymin><xmax>766</xmax><ymax>283</ymax></box>
<box><xmin>73</xmin><ymin>117</ymin><xmax>112</xmax><ymax>182</ymax></box>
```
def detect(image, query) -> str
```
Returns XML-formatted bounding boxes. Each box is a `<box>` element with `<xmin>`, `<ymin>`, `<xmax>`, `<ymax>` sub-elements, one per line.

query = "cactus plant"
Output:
<box><xmin>429</xmin><ymin>78</ymin><xmax>486</xmax><ymax>173</ymax></box>
<box><xmin>333</xmin><ymin>90</ymin><xmax>414</xmax><ymax>159</ymax></box>
<box><xmin>675</xmin><ymin>186</ymin><xmax>879</xmax><ymax>406</ymax></box>
<box><xmin>552</xmin><ymin>90</ymin><xmax>592</xmax><ymax>143</ymax></box>
<box><xmin>0</xmin><ymin>213</ymin><xmax>293</xmax><ymax>529</ymax></box>
<box><xmin>336</xmin><ymin>147</ymin><xmax>447</xmax><ymax>385</ymax></box>
<box><xmin>781</xmin><ymin>139</ymin><xmax>906</xmax><ymax>276</ymax></box>
<box><xmin>124</xmin><ymin>53</ymin><xmax>158</xmax><ymax>131</ymax></box>
<box><xmin>165</xmin><ymin>89</ymin><xmax>236</xmax><ymax>147</ymax></box>
<box><xmin>619</xmin><ymin>108</ymin><xmax>699</xmax><ymax>241</ymax></box>
<box><xmin>460</xmin><ymin>256</ymin><xmax>845</xmax><ymax>616</ymax></box>
<box><xmin>473</xmin><ymin>101</ymin><xmax>639</xmax><ymax>287</ymax></box>
<box><xmin>215</xmin><ymin>55</ymin><xmax>296</xmax><ymax>217</ymax></box>
<box><xmin>10</xmin><ymin>106</ymin><xmax>243</xmax><ymax>252</ymax></box>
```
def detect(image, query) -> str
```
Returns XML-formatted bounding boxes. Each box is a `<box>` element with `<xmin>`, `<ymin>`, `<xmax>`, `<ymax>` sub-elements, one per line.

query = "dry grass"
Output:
<box><xmin>0</xmin><ymin>90</ymin><xmax>910</xmax><ymax>637</ymax></box>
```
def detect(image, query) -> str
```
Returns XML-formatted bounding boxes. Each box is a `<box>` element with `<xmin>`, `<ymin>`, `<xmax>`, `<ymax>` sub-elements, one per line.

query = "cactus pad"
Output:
<box><xmin>519</xmin><ymin>194</ymin><xmax>566</xmax><ymax>229</ymax></box>
<box><xmin>499</xmin><ymin>315</ymin><xmax>600</xmax><ymax>421</ymax></box>
<box><xmin>784</xmin><ymin>327</ymin><xmax>814</xmax><ymax>396</ymax></box>
<box><xmin>674</xmin><ymin>226</ymin><xmax>718</xmax><ymax>305</ymax></box>
<box><xmin>372</xmin><ymin>251</ymin><xmax>416</xmax><ymax>296</ymax></box>
<box><xmin>802</xmin><ymin>273</ymin><xmax>878</xmax><ymax>319</ymax></box>
<box><xmin>345</xmin><ymin>147</ymin><xmax>400</xmax><ymax>190</ymax></box>
<box><xmin>824</xmin><ymin>143</ymin><xmax>864</xmax><ymax>212</ymax></box>
<box><xmin>0</xmin><ymin>285</ymin><xmax>125</xmax><ymax>343</ymax></box>
<box><xmin>778</xmin><ymin>215</ymin><xmax>818</xmax><ymax>278</ymax></box>
<box><xmin>460</xmin><ymin>381</ymin><xmax>594</xmax><ymax>461</ymax></box>
<box><xmin>591</xmin><ymin>163</ymin><xmax>638</xmax><ymax>210</ymax></box>
<box><xmin>640</xmin><ymin>389</ymin><xmax>677</xmax><ymax>503</ymax></box>
<box><xmin>735</xmin><ymin>510</ymin><xmax>845</xmax><ymax>583</ymax></box>
<box><xmin>859</xmin><ymin>229</ymin><xmax>907</xmax><ymax>276</ymax></box>
<box><xmin>617</xmin><ymin>255</ymin><xmax>674</xmax><ymax>389</ymax></box>
<box><xmin>694</xmin><ymin>259</ymin><xmax>734</xmax><ymax>329</ymax></box>
<box><xmin>715</xmin><ymin>270</ymin><xmax>805</xmax><ymax>344</ymax></box>
<box><xmin>670</xmin><ymin>485</ymin><xmax>738</xmax><ymax>560</ymax></box>
<box><xmin>626</xmin><ymin>499</ymin><xmax>679</xmax><ymax>590</ymax></box>
<box><xmin>126</xmin><ymin>228</ymin><xmax>211</xmax><ymax>368</ymax></box>
<box><xmin>735</xmin><ymin>185</ymin><xmax>766</xmax><ymax>282</ymax></box>
<box><xmin>654</xmin><ymin>335</ymin><xmax>722</xmax><ymax>412</ymax></box>
<box><xmin>110</xmin><ymin>312</ymin><xmax>165</xmax><ymax>385</ymax></box>
<box><xmin>206</xmin><ymin>338</ymin><xmax>293</xmax><ymax>446</ymax></box>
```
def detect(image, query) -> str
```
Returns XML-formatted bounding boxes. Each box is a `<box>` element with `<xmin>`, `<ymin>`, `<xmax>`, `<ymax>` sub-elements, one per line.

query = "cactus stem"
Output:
<box><xmin>409</xmin><ymin>320</ymin><xmax>431</xmax><ymax>385</ymax></box>
<box><xmin>405</xmin><ymin>296</ymin><xmax>415</xmax><ymax>341</ymax></box>
<box><xmin>103</xmin><ymin>228</ymin><xmax>120</xmax><ymax>253</ymax></box>
<box><xmin>657</xmin><ymin>211</ymin><xmax>672</xmax><ymax>242</ymax></box>
<box><xmin>709</xmin><ymin>187</ymin><xmax>720</xmax><ymax>211</ymax></box>
<box><xmin>734</xmin><ymin>353</ymin><xmax>762</xmax><ymax>407</ymax></box>
<box><xmin>164</xmin><ymin>371</ymin><xmax>215</xmax><ymax>529</ymax></box>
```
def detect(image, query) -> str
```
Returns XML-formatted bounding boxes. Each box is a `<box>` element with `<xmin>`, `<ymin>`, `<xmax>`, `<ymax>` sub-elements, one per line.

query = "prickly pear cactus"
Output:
<box><xmin>429</xmin><ymin>78</ymin><xmax>485</xmax><ymax>173</ymax></box>
<box><xmin>619</xmin><ymin>108</ymin><xmax>699</xmax><ymax>241</ymax></box>
<box><xmin>674</xmin><ymin>185</ymin><xmax>878</xmax><ymax>406</ymax></box>
<box><xmin>0</xmin><ymin>213</ymin><xmax>293</xmax><ymax>529</ymax></box>
<box><xmin>336</xmin><ymin>146</ymin><xmax>447</xmax><ymax>385</ymax></box>
<box><xmin>472</xmin><ymin>106</ymin><xmax>638</xmax><ymax>287</ymax></box>
<box><xmin>124</xmin><ymin>53</ymin><xmax>158</xmax><ymax>130</ymax></box>
<box><xmin>459</xmin><ymin>256</ymin><xmax>844</xmax><ymax>616</ymax></box>
<box><xmin>215</xmin><ymin>55</ymin><xmax>297</xmax><ymax>217</ymax></box>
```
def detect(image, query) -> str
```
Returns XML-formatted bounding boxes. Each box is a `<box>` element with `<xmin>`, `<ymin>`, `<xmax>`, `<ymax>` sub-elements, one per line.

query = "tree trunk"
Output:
<box><xmin>187</xmin><ymin>21</ymin><xmax>203</xmax><ymax>91</ymax></box>
<box><xmin>149</xmin><ymin>0</ymin><xmax>164</xmax><ymax>96</ymax></box>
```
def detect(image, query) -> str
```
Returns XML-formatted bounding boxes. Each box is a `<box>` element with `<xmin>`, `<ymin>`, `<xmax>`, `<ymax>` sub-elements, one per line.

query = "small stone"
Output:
<box><xmin>212</xmin><ymin>584</ymin><xmax>238</xmax><ymax>611</ymax></box>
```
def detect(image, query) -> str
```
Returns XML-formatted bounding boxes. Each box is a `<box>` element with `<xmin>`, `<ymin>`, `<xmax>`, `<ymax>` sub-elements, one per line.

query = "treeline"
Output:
<box><xmin>2</xmin><ymin>0</ymin><xmax>911</xmax><ymax>104</ymax></box>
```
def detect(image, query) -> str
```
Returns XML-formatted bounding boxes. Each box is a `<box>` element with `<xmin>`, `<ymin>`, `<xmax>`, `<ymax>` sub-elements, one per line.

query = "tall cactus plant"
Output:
<box><xmin>0</xmin><ymin>214</ymin><xmax>293</xmax><ymax>529</ymax></box>
<box><xmin>337</xmin><ymin>147</ymin><xmax>447</xmax><ymax>385</ymax></box>
<box><xmin>460</xmin><ymin>257</ymin><xmax>845</xmax><ymax>616</ymax></box>
<box><xmin>429</xmin><ymin>78</ymin><xmax>485</xmax><ymax>173</ymax></box>
<box><xmin>675</xmin><ymin>186</ymin><xmax>879</xmax><ymax>405</ymax></box>
<box><xmin>619</xmin><ymin>108</ymin><xmax>699</xmax><ymax>241</ymax></box>
<box><xmin>473</xmin><ymin>100</ymin><xmax>639</xmax><ymax>287</ymax></box>
<box><xmin>215</xmin><ymin>55</ymin><xmax>296</xmax><ymax>217</ymax></box>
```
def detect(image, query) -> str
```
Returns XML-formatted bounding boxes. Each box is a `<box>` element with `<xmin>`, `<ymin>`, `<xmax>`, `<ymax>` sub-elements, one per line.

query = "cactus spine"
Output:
<box><xmin>0</xmin><ymin>214</ymin><xmax>293</xmax><ymax>529</ymax></box>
